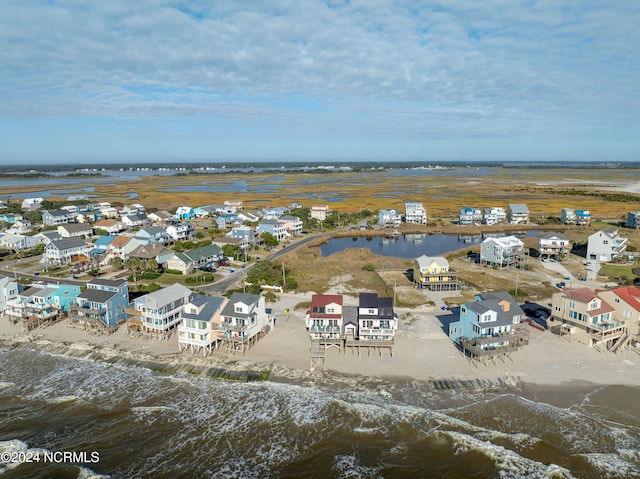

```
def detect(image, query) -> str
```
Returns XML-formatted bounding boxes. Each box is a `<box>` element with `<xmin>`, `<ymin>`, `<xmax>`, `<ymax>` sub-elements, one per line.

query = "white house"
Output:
<box><xmin>44</xmin><ymin>237</ymin><xmax>88</xmax><ymax>264</ymax></box>
<box><xmin>127</xmin><ymin>283</ymin><xmax>195</xmax><ymax>339</ymax></box>
<box><xmin>219</xmin><ymin>292</ymin><xmax>270</xmax><ymax>354</ymax></box>
<box><xmin>378</xmin><ymin>209</ymin><xmax>401</xmax><ymax>228</ymax></box>
<box><xmin>538</xmin><ymin>232</ymin><xmax>571</xmax><ymax>258</ymax></box>
<box><xmin>587</xmin><ymin>228</ymin><xmax>628</xmax><ymax>262</ymax></box>
<box><xmin>480</xmin><ymin>235</ymin><xmax>525</xmax><ymax>269</ymax></box>
<box><xmin>561</xmin><ymin>208</ymin><xmax>577</xmax><ymax>224</ymax></box>
<box><xmin>483</xmin><ymin>207</ymin><xmax>506</xmax><ymax>225</ymax></box>
<box><xmin>404</xmin><ymin>202</ymin><xmax>427</xmax><ymax>225</ymax></box>
<box><xmin>166</xmin><ymin>223</ymin><xmax>194</xmax><ymax>241</ymax></box>
<box><xmin>58</xmin><ymin>223</ymin><xmax>93</xmax><ymax>238</ymax></box>
<box><xmin>507</xmin><ymin>204</ymin><xmax>529</xmax><ymax>224</ymax></box>
<box><xmin>309</xmin><ymin>205</ymin><xmax>330</xmax><ymax>221</ymax></box>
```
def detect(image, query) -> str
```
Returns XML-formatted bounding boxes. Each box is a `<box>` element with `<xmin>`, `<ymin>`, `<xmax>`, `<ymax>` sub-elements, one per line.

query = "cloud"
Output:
<box><xmin>0</xmin><ymin>0</ymin><xmax>638</xmax><ymax>161</ymax></box>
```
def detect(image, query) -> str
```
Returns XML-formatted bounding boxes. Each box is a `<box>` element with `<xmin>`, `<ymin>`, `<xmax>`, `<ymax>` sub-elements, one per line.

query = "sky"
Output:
<box><xmin>1</xmin><ymin>0</ymin><xmax>639</xmax><ymax>165</ymax></box>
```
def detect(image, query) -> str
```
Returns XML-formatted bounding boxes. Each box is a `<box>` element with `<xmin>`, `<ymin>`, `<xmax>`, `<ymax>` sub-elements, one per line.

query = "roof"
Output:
<box><xmin>415</xmin><ymin>255</ymin><xmax>449</xmax><ymax>269</ymax></box>
<box><xmin>49</xmin><ymin>237</ymin><xmax>86</xmax><ymax>250</ymax></box>
<box><xmin>139</xmin><ymin>226</ymin><xmax>167</xmax><ymax>236</ymax></box>
<box><xmin>508</xmin><ymin>204</ymin><xmax>529</xmax><ymax>213</ymax></box>
<box><xmin>180</xmin><ymin>244</ymin><xmax>222</xmax><ymax>263</ymax></box>
<box><xmin>563</xmin><ymin>287</ymin><xmax>615</xmax><ymax>317</ymax></box>
<box><xmin>44</xmin><ymin>209</ymin><xmax>71</xmax><ymax>217</ymax></box>
<box><xmin>94</xmin><ymin>236</ymin><xmax>116</xmax><ymax>247</ymax></box>
<box><xmin>110</xmin><ymin>235</ymin><xmax>133</xmax><ymax>248</ymax></box>
<box><xmin>79</xmin><ymin>289</ymin><xmax>117</xmax><ymax>303</ymax></box>
<box><xmin>129</xmin><ymin>244</ymin><xmax>173</xmax><ymax>259</ymax></box>
<box><xmin>221</xmin><ymin>292</ymin><xmax>260</xmax><ymax>318</ymax></box>
<box><xmin>311</xmin><ymin>294</ymin><xmax>343</xmax><ymax>307</ymax></box>
<box><xmin>465</xmin><ymin>292</ymin><xmax>525</xmax><ymax>327</ymax></box>
<box><xmin>125</xmin><ymin>214</ymin><xmax>148</xmax><ymax>222</ymax></box>
<box><xmin>484</xmin><ymin>235</ymin><xmax>524</xmax><ymax>248</ymax></box>
<box><xmin>144</xmin><ymin>283</ymin><xmax>193</xmax><ymax>307</ymax></box>
<box><xmin>539</xmin><ymin>232</ymin><xmax>569</xmax><ymax>241</ymax></box>
<box><xmin>89</xmin><ymin>278</ymin><xmax>126</xmax><ymax>288</ymax></box>
<box><xmin>182</xmin><ymin>294</ymin><xmax>226</xmax><ymax>322</ymax></box>
<box><xmin>95</xmin><ymin>219</ymin><xmax>120</xmax><ymax>227</ymax></box>
<box><xmin>59</xmin><ymin>223</ymin><xmax>92</xmax><ymax>233</ymax></box>
<box><xmin>358</xmin><ymin>293</ymin><xmax>395</xmax><ymax>319</ymax></box>
<box><xmin>608</xmin><ymin>286</ymin><xmax>640</xmax><ymax>312</ymax></box>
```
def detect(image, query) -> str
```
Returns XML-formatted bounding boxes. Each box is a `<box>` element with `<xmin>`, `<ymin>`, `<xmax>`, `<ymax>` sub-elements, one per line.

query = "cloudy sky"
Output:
<box><xmin>1</xmin><ymin>0</ymin><xmax>639</xmax><ymax>164</ymax></box>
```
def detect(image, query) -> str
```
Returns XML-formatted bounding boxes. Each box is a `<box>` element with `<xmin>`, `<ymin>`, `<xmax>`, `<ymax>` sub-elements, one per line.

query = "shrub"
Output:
<box><xmin>165</xmin><ymin>269</ymin><xmax>183</xmax><ymax>275</ymax></box>
<box><xmin>362</xmin><ymin>263</ymin><xmax>376</xmax><ymax>271</ymax></box>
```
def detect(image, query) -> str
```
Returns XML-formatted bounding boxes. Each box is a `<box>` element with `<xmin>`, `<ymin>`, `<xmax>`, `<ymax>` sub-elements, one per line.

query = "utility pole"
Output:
<box><xmin>515</xmin><ymin>272</ymin><xmax>519</xmax><ymax>297</ymax></box>
<box><xmin>282</xmin><ymin>262</ymin><xmax>286</xmax><ymax>288</ymax></box>
<box><xmin>393</xmin><ymin>280</ymin><xmax>397</xmax><ymax>305</ymax></box>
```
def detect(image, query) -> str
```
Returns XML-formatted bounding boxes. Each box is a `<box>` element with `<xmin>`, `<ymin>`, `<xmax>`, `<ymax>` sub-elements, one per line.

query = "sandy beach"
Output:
<box><xmin>2</xmin><ymin>292</ymin><xmax>639</xmax><ymax>390</ymax></box>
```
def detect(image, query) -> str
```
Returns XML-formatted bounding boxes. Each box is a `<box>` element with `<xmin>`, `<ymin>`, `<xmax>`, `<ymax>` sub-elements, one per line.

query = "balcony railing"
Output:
<box><xmin>310</xmin><ymin>325</ymin><xmax>341</xmax><ymax>333</ymax></box>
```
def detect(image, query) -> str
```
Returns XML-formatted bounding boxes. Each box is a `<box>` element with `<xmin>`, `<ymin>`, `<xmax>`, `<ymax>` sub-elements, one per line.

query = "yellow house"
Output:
<box><xmin>413</xmin><ymin>255</ymin><xmax>461</xmax><ymax>291</ymax></box>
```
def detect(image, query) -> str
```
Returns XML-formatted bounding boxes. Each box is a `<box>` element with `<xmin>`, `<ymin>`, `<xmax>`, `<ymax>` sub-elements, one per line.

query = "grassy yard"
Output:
<box><xmin>600</xmin><ymin>263</ymin><xmax>638</xmax><ymax>283</ymax></box>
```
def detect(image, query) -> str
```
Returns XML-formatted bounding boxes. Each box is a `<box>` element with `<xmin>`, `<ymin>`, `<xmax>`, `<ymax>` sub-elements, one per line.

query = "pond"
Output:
<box><xmin>319</xmin><ymin>231</ymin><xmax>542</xmax><ymax>258</ymax></box>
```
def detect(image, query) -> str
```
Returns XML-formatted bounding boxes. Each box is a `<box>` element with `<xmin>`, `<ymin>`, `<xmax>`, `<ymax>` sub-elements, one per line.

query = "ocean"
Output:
<box><xmin>1</xmin><ymin>347</ymin><xmax>639</xmax><ymax>479</ymax></box>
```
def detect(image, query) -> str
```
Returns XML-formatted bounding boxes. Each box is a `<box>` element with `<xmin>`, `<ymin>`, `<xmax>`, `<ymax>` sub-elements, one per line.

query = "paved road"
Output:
<box><xmin>199</xmin><ymin>230</ymin><xmax>340</xmax><ymax>295</ymax></box>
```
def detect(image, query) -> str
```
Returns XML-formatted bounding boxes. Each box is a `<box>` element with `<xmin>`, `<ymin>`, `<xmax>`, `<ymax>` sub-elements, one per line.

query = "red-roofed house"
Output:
<box><xmin>550</xmin><ymin>287</ymin><xmax>627</xmax><ymax>351</ymax></box>
<box><xmin>305</xmin><ymin>294</ymin><xmax>343</xmax><ymax>342</ymax></box>
<box><xmin>598</xmin><ymin>286</ymin><xmax>640</xmax><ymax>343</ymax></box>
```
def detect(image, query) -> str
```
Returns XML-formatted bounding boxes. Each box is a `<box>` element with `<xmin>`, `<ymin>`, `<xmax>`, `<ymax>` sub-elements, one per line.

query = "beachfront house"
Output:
<box><xmin>549</xmin><ymin>287</ymin><xmax>627</xmax><ymax>351</ymax></box>
<box><xmin>178</xmin><ymin>294</ymin><xmax>228</xmax><ymax>356</ymax></box>
<box><xmin>126</xmin><ymin>283</ymin><xmax>195</xmax><ymax>339</ymax></box>
<box><xmin>42</xmin><ymin>209</ymin><xmax>75</xmax><ymax>226</ymax></box>
<box><xmin>507</xmin><ymin>204</ymin><xmax>529</xmax><ymax>224</ymax></box>
<box><xmin>448</xmin><ymin>292</ymin><xmax>528</xmax><ymax>361</ymax></box>
<box><xmin>538</xmin><ymin>232</ymin><xmax>572</xmax><ymax>259</ymax></box>
<box><xmin>219</xmin><ymin>292</ymin><xmax>270</xmax><ymax>354</ymax></box>
<box><xmin>165</xmin><ymin>244</ymin><xmax>223</xmax><ymax>274</ymax></box>
<box><xmin>0</xmin><ymin>276</ymin><xmax>20</xmax><ymax>315</ymax></box>
<box><xmin>58</xmin><ymin>223</ymin><xmax>93</xmax><ymax>239</ymax></box>
<box><xmin>44</xmin><ymin>237</ymin><xmax>88</xmax><ymax>265</ymax></box>
<box><xmin>258</xmin><ymin>219</ymin><xmax>290</xmax><ymax>242</ymax></box>
<box><xmin>309</xmin><ymin>205</ymin><xmax>330</xmax><ymax>221</ymax></box>
<box><xmin>480</xmin><ymin>235</ymin><xmax>525</xmax><ymax>269</ymax></box>
<box><xmin>355</xmin><ymin>293</ymin><xmax>398</xmax><ymax>343</ymax></box>
<box><xmin>306</xmin><ymin>294</ymin><xmax>344</xmax><ymax>342</ymax></box>
<box><xmin>627</xmin><ymin>212</ymin><xmax>640</xmax><ymax>229</ymax></box>
<box><xmin>0</xmin><ymin>214</ymin><xmax>22</xmax><ymax>224</ymax></box>
<box><xmin>459</xmin><ymin>207</ymin><xmax>482</xmax><ymax>226</ymax></box>
<box><xmin>404</xmin><ymin>202</ymin><xmax>427</xmax><ymax>225</ymax></box>
<box><xmin>483</xmin><ymin>207</ymin><xmax>506</xmax><ymax>225</ymax></box>
<box><xmin>413</xmin><ymin>255</ymin><xmax>461</xmax><ymax>291</ymax></box>
<box><xmin>5</xmin><ymin>282</ymin><xmax>81</xmax><ymax>325</ymax></box>
<box><xmin>68</xmin><ymin>279</ymin><xmax>129</xmax><ymax>331</ymax></box>
<box><xmin>378</xmin><ymin>209</ymin><xmax>401</xmax><ymax>228</ymax></box>
<box><xmin>597</xmin><ymin>286</ymin><xmax>640</xmax><ymax>346</ymax></box>
<box><xmin>586</xmin><ymin>228</ymin><xmax>628</xmax><ymax>262</ymax></box>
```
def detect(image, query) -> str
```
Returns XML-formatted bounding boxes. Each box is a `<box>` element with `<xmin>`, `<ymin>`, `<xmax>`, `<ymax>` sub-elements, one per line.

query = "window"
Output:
<box><xmin>380</xmin><ymin>320</ymin><xmax>390</xmax><ymax>329</ymax></box>
<box><xmin>569</xmin><ymin>300</ymin><xmax>575</xmax><ymax>308</ymax></box>
<box><xmin>235</xmin><ymin>305</ymin><xmax>243</xmax><ymax>313</ymax></box>
<box><xmin>368</xmin><ymin>309</ymin><xmax>375</xmax><ymax>314</ymax></box>
<box><xmin>363</xmin><ymin>320</ymin><xmax>373</xmax><ymax>328</ymax></box>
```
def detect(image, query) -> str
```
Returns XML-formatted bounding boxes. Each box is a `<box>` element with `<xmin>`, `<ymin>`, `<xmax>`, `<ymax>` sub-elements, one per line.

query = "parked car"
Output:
<box><xmin>556</xmin><ymin>282</ymin><xmax>566</xmax><ymax>288</ymax></box>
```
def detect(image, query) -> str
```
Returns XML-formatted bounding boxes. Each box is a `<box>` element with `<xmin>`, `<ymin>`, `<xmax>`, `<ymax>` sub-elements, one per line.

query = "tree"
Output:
<box><xmin>111</xmin><ymin>257</ymin><xmax>123</xmax><ymax>270</ymax></box>
<box><xmin>223</xmin><ymin>243</ymin><xmax>243</xmax><ymax>261</ymax></box>
<box><xmin>260</xmin><ymin>232</ymin><xmax>278</xmax><ymax>247</ymax></box>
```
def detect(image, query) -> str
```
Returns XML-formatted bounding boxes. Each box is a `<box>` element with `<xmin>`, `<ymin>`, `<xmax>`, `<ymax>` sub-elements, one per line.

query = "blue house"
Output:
<box><xmin>448</xmin><ymin>292</ymin><xmax>527</xmax><ymax>356</ymax></box>
<box><xmin>216</xmin><ymin>214</ymin><xmax>238</xmax><ymax>229</ymax></box>
<box><xmin>175</xmin><ymin>206</ymin><xmax>195</xmax><ymax>221</ymax></box>
<box><xmin>11</xmin><ymin>283</ymin><xmax>82</xmax><ymax>322</ymax></box>
<box><xmin>575</xmin><ymin>209</ymin><xmax>591</xmax><ymax>225</ymax></box>
<box><xmin>68</xmin><ymin>279</ymin><xmax>129</xmax><ymax>328</ymax></box>
<box><xmin>135</xmin><ymin>226</ymin><xmax>170</xmax><ymax>245</ymax></box>
<box><xmin>226</xmin><ymin>226</ymin><xmax>256</xmax><ymax>242</ymax></box>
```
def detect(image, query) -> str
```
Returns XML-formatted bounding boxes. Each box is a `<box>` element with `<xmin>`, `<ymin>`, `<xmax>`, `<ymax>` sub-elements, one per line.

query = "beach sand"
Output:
<box><xmin>2</xmin><ymin>292</ymin><xmax>639</xmax><ymax>391</ymax></box>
